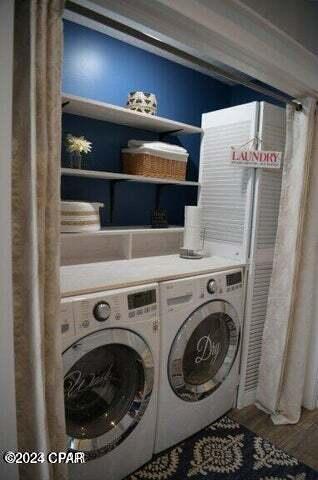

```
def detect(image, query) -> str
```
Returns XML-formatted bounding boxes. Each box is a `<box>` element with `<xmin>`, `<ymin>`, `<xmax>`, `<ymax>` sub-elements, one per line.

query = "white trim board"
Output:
<box><xmin>71</xmin><ymin>0</ymin><xmax>318</xmax><ymax>98</ymax></box>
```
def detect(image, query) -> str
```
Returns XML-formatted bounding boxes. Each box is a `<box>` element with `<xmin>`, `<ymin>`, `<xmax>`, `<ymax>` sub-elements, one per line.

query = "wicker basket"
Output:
<box><xmin>122</xmin><ymin>151</ymin><xmax>187</xmax><ymax>181</ymax></box>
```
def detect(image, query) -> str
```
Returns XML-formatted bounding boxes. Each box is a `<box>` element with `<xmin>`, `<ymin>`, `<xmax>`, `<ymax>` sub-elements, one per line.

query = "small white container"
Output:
<box><xmin>61</xmin><ymin>201</ymin><xmax>104</xmax><ymax>233</ymax></box>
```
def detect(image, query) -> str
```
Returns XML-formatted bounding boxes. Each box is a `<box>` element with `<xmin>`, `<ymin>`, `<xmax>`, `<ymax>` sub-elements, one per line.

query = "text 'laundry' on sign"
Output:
<box><xmin>230</xmin><ymin>148</ymin><xmax>282</xmax><ymax>168</ymax></box>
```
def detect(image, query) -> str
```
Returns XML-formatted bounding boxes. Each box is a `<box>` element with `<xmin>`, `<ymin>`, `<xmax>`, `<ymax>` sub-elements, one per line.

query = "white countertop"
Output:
<box><xmin>61</xmin><ymin>254</ymin><xmax>244</xmax><ymax>297</ymax></box>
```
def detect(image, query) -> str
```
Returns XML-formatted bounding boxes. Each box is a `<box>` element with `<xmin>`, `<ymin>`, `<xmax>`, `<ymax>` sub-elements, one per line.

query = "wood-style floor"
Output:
<box><xmin>229</xmin><ymin>406</ymin><xmax>318</xmax><ymax>471</ymax></box>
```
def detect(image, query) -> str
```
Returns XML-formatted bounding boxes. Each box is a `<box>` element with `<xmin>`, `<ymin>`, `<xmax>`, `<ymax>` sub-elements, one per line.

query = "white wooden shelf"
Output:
<box><xmin>61</xmin><ymin>226</ymin><xmax>184</xmax><ymax>238</ymax></box>
<box><xmin>61</xmin><ymin>168</ymin><xmax>200</xmax><ymax>186</ymax></box>
<box><xmin>62</xmin><ymin>93</ymin><xmax>203</xmax><ymax>135</ymax></box>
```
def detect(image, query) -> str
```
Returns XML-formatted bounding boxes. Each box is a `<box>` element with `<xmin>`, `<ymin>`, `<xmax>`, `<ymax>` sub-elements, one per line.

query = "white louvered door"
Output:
<box><xmin>237</xmin><ymin>102</ymin><xmax>286</xmax><ymax>407</ymax></box>
<box><xmin>199</xmin><ymin>102</ymin><xmax>259</xmax><ymax>262</ymax></box>
<box><xmin>198</xmin><ymin>101</ymin><xmax>286</xmax><ymax>408</ymax></box>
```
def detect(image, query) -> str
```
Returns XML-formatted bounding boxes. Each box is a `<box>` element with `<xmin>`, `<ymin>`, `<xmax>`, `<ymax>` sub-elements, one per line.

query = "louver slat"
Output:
<box><xmin>198</xmin><ymin>102</ymin><xmax>285</xmax><ymax>408</ymax></box>
<box><xmin>199</xmin><ymin>103</ymin><xmax>258</xmax><ymax>261</ymax></box>
<box><xmin>237</xmin><ymin>102</ymin><xmax>285</xmax><ymax>407</ymax></box>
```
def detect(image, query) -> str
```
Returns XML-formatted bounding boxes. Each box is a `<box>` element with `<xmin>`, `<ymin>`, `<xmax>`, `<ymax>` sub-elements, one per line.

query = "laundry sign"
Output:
<box><xmin>230</xmin><ymin>148</ymin><xmax>282</xmax><ymax>169</ymax></box>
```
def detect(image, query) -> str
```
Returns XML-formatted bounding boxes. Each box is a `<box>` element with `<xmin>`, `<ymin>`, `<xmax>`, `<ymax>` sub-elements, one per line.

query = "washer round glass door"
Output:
<box><xmin>168</xmin><ymin>300</ymin><xmax>240</xmax><ymax>402</ymax></box>
<box><xmin>63</xmin><ymin>328</ymin><xmax>154</xmax><ymax>457</ymax></box>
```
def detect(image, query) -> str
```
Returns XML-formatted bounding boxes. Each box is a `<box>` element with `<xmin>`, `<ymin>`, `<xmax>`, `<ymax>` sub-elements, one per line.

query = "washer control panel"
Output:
<box><xmin>93</xmin><ymin>301</ymin><xmax>111</xmax><ymax>322</ymax></box>
<box><xmin>206</xmin><ymin>279</ymin><xmax>217</xmax><ymax>294</ymax></box>
<box><xmin>60</xmin><ymin>302</ymin><xmax>75</xmax><ymax>343</ymax></box>
<box><xmin>60</xmin><ymin>284</ymin><xmax>158</xmax><ymax>346</ymax></box>
<box><xmin>127</xmin><ymin>288</ymin><xmax>157</xmax><ymax>319</ymax></box>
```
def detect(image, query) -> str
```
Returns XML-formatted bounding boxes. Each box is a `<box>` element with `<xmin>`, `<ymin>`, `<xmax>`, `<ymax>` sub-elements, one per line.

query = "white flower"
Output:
<box><xmin>66</xmin><ymin>134</ymin><xmax>92</xmax><ymax>154</ymax></box>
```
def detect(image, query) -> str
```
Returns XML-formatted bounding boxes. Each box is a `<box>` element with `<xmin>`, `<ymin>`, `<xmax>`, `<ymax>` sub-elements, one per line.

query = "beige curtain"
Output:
<box><xmin>256</xmin><ymin>97</ymin><xmax>317</xmax><ymax>424</ymax></box>
<box><xmin>12</xmin><ymin>1</ymin><xmax>66</xmax><ymax>479</ymax></box>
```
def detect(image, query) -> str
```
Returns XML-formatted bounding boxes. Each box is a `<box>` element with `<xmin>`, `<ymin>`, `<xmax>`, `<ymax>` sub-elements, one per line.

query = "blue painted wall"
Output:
<box><xmin>230</xmin><ymin>85</ymin><xmax>285</xmax><ymax>108</ymax></box>
<box><xmin>61</xmin><ymin>20</ymin><xmax>231</xmax><ymax>226</ymax></box>
<box><xmin>62</xmin><ymin>21</ymin><xmax>283</xmax><ymax>226</ymax></box>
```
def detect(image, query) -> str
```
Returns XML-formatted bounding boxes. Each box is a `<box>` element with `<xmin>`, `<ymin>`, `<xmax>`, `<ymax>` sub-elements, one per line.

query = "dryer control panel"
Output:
<box><xmin>162</xmin><ymin>268</ymin><xmax>244</xmax><ymax>314</ymax></box>
<box><xmin>200</xmin><ymin>270</ymin><xmax>243</xmax><ymax>297</ymax></box>
<box><xmin>60</xmin><ymin>283</ymin><xmax>159</xmax><ymax>349</ymax></box>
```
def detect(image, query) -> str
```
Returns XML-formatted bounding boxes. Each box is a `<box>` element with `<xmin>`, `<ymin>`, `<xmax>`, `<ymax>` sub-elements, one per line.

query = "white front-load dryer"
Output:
<box><xmin>155</xmin><ymin>269</ymin><xmax>243</xmax><ymax>453</ymax></box>
<box><xmin>60</xmin><ymin>283</ymin><xmax>159</xmax><ymax>480</ymax></box>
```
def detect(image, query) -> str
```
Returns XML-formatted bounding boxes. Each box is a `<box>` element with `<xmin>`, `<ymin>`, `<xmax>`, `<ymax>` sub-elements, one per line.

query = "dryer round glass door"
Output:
<box><xmin>168</xmin><ymin>300</ymin><xmax>240</xmax><ymax>402</ymax></box>
<box><xmin>63</xmin><ymin>328</ymin><xmax>154</xmax><ymax>457</ymax></box>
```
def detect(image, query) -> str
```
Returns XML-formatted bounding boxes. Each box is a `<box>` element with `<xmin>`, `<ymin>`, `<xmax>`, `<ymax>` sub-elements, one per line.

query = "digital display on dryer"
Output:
<box><xmin>226</xmin><ymin>272</ymin><xmax>242</xmax><ymax>286</ymax></box>
<box><xmin>128</xmin><ymin>289</ymin><xmax>156</xmax><ymax>310</ymax></box>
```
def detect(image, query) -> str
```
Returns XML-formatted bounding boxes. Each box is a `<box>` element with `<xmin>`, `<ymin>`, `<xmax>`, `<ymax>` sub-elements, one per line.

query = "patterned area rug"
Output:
<box><xmin>126</xmin><ymin>416</ymin><xmax>318</xmax><ymax>480</ymax></box>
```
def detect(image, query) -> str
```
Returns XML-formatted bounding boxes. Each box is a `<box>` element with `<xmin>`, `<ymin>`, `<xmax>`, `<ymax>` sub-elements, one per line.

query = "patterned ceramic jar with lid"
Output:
<box><xmin>126</xmin><ymin>91</ymin><xmax>157</xmax><ymax>115</ymax></box>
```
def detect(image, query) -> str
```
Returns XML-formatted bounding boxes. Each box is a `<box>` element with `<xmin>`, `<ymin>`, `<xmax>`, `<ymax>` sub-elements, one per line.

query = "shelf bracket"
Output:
<box><xmin>109</xmin><ymin>180</ymin><xmax>118</xmax><ymax>224</ymax></box>
<box><xmin>159</xmin><ymin>128</ymin><xmax>183</xmax><ymax>141</ymax></box>
<box><xmin>155</xmin><ymin>184</ymin><xmax>165</xmax><ymax>209</ymax></box>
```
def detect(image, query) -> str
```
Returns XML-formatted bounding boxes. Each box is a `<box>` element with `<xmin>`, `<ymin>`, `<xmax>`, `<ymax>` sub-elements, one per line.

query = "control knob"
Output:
<box><xmin>207</xmin><ymin>279</ymin><xmax>217</xmax><ymax>295</ymax></box>
<box><xmin>93</xmin><ymin>302</ymin><xmax>111</xmax><ymax>322</ymax></box>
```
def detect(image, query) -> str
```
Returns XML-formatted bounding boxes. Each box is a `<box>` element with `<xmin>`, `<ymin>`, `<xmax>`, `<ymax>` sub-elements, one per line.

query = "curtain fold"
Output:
<box><xmin>256</xmin><ymin>97</ymin><xmax>317</xmax><ymax>424</ymax></box>
<box><xmin>12</xmin><ymin>1</ymin><xmax>66</xmax><ymax>479</ymax></box>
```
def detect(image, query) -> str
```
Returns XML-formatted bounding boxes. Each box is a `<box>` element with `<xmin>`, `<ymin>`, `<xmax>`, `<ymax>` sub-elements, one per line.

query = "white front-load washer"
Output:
<box><xmin>155</xmin><ymin>269</ymin><xmax>243</xmax><ymax>453</ymax></box>
<box><xmin>60</xmin><ymin>283</ymin><xmax>159</xmax><ymax>480</ymax></box>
